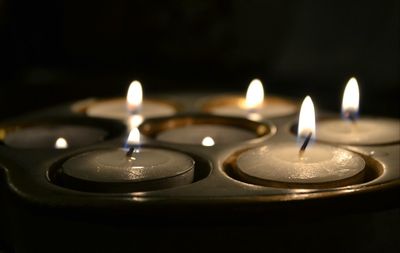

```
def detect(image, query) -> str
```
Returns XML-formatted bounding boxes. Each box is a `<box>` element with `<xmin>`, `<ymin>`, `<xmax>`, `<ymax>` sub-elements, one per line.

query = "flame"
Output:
<box><xmin>342</xmin><ymin>77</ymin><xmax>359</xmax><ymax>117</ymax></box>
<box><xmin>297</xmin><ymin>96</ymin><xmax>316</xmax><ymax>139</ymax></box>
<box><xmin>201</xmin><ymin>136</ymin><xmax>215</xmax><ymax>147</ymax></box>
<box><xmin>55</xmin><ymin>137</ymin><xmax>68</xmax><ymax>149</ymax></box>
<box><xmin>245</xmin><ymin>79</ymin><xmax>264</xmax><ymax>110</ymax></box>
<box><xmin>127</xmin><ymin>80</ymin><xmax>143</xmax><ymax>113</ymax></box>
<box><xmin>127</xmin><ymin>127</ymin><xmax>141</xmax><ymax>146</ymax></box>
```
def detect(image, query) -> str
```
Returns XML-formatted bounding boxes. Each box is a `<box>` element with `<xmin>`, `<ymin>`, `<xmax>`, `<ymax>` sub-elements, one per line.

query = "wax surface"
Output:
<box><xmin>237</xmin><ymin>144</ymin><xmax>365</xmax><ymax>183</ymax></box>
<box><xmin>62</xmin><ymin>148</ymin><xmax>194</xmax><ymax>183</ymax></box>
<box><xmin>156</xmin><ymin>124</ymin><xmax>257</xmax><ymax>145</ymax></box>
<box><xmin>86</xmin><ymin>99</ymin><xmax>175</xmax><ymax>120</ymax></box>
<box><xmin>4</xmin><ymin>125</ymin><xmax>107</xmax><ymax>148</ymax></box>
<box><xmin>317</xmin><ymin>118</ymin><xmax>400</xmax><ymax>145</ymax></box>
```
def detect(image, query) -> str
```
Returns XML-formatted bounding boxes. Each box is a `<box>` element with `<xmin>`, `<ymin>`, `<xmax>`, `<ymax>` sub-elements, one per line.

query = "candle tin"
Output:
<box><xmin>0</xmin><ymin>93</ymin><xmax>398</xmax><ymax>252</ymax></box>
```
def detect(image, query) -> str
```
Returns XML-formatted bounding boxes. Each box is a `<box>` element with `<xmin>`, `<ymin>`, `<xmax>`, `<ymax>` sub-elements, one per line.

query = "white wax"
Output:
<box><xmin>86</xmin><ymin>99</ymin><xmax>176</xmax><ymax>121</ymax></box>
<box><xmin>317</xmin><ymin>118</ymin><xmax>400</xmax><ymax>145</ymax></box>
<box><xmin>156</xmin><ymin>124</ymin><xmax>257</xmax><ymax>145</ymax></box>
<box><xmin>236</xmin><ymin>143</ymin><xmax>365</xmax><ymax>184</ymax></box>
<box><xmin>62</xmin><ymin>148</ymin><xmax>194</xmax><ymax>183</ymax></box>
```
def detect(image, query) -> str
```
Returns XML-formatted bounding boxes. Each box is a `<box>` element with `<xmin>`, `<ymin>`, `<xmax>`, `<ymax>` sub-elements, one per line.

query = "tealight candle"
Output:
<box><xmin>203</xmin><ymin>79</ymin><xmax>298</xmax><ymax>120</ymax></box>
<box><xmin>83</xmin><ymin>81</ymin><xmax>176</xmax><ymax>127</ymax></box>
<box><xmin>235</xmin><ymin>96</ymin><xmax>366</xmax><ymax>188</ymax></box>
<box><xmin>55</xmin><ymin>128</ymin><xmax>195</xmax><ymax>192</ymax></box>
<box><xmin>3</xmin><ymin>125</ymin><xmax>107</xmax><ymax>149</ymax></box>
<box><xmin>317</xmin><ymin>77</ymin><xmax>400</xmax><ymax>145</ymax></box>
<box><xmin>236</xmin><ymin>144</ymin><xmax>365</xmax><ymax>187</ymax></box>
<box><xmin>156</xmin><ymin>124</ymin><xmax>258</xmax><ymax>146</ymax></box>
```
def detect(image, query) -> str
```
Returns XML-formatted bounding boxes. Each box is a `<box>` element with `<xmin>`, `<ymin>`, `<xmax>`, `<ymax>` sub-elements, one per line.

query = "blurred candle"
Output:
<box><xmin>204</xmin><ymin>79</ymin><xmax>297</xmax><ymax>120</ymax></box>
<box><xmin>317</xmin><ymin>77</ymin><xmax>400</xmax><ymax>145</ymax></box>
<box><xmin>86</xmin><ymin>81</ymin><xmax>176</xmax><ymax>128</ymax></box>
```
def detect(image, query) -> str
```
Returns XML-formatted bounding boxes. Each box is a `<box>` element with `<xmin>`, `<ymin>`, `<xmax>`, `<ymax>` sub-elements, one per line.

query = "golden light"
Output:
<box><xmin>55</xmin><ymin>137</ymin><xmax>68</xmax><ymax>149</ymax></box>
<box><xmin>201</xmin><ymin>136</ymin><xmax>215</xmax><ymax>147</ymax></box>
<box><xmin>342</xmin><ymin>77</ymin><xmax>360</xmax><ymax>116</ymax></box>
<box><xmin>298</xmin><ymin>96</ymin><xmax>316</xmax><ymax>139</ymax></box>
<box><xmin>127</xmin><ymin>80</ymin><xmax>143</xmax><ymax>112</ymax></box>
<box><xmin>127</xmin><ymin>127</ymin><xmax>141</xmax><ymax>146</ymax></box>
<box><xmin>245</xmin><ymin>79</ymin><xmax>264</xmax><ymax>110</ymax></box>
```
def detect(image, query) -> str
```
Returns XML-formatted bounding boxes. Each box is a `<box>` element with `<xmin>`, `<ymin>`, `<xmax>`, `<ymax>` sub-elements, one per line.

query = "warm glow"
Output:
<box><xmin>127</xmin><ymin>80</ymin><xmax>143</xmax><ymax>112</ymax></box>
<box><xmin>245</xmin><ymin>79</ymin><xmax>264</xmax><ymax>109</ymax></box>
<box><xmin>298</xmin><ymin>96</ymin><xmax>316</xmax><ymax>139</ymax></box>
<box><xmin>55</xmin><ymin>137</ymin><xmax>68</xmax><ymax>149</ymax></box>
<box><xmin>342</xmin><ymin>77</ymin><xmax>359</xmax><ymax>115</ymax></box>
<box><xmin>201</xmin><ymin>136</ymin><xmax>215</xmax><ymax>147</ymax></box>
<box><xmin>127</xmin><ymin>127</ymin><xmax>141</xmax><ymax>146</ymax></box>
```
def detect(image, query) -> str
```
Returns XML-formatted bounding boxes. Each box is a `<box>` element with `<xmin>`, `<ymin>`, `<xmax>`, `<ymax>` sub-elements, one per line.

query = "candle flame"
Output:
<box><xmin>127</xmin><ymin>80</ymin><xmax>143</xmax><ymax>113</ymax></box>
<box><xmin>245</xmin><ymin>79</ymin><xmax>264</xmax><ymax>110</ymax></box>
<box><xmin>55</xmin><ymin>137</ymin><xmax>68</xmax><ymax>149</ymax></box>
<box><xmin>201</xmin><ymin>136</ymin><xmax>215</xmax><ymax>146</ymax></box>
<box><xmin>342</xmin><ymin>77</ymin><xmax>360</xmax><ymax>119</ymax></box>
<box><xmin>298</xmin><ymin>96</ymin><xmax>316</xmax><ymax>140</ymax></box>
<box><xmin>127</xmin><ymin>127</ymin><xmax>141</xmax><ymax>146</ymax></box>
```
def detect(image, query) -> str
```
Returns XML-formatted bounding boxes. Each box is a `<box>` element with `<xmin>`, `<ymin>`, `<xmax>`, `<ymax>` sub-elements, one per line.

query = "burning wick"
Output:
<box><xmin>298</xmin><ymin>132</ymin><xmax>312</xmax><ymax>158</ymax></box>
<box><xmin>126</xmin><ymin>146</ymin><xmax>138</xmax><ymax>157</ymax></box>
<box><xmin>125</xmin><ymin>128</ymin><xmax>141</xmax><ymax>157</ymax></box>
<box><xmin>343</xmin><ymin>110</ymin><xmax>357</xmax><ymax>123</ymax></box>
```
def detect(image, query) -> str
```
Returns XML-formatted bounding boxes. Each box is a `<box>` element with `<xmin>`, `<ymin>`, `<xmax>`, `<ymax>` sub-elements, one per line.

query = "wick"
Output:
<box><xmin>299</xmin><ymin>132</ymin><xmax>312</xmax><ymax>158</ymax></box>
<box><xmin>348</xmin><ymin>114</ymin><xmax>356</xmax><ymax>123</ymax></box>
<box><xmin>344</xmin><ymin>110</ymin><xmax>357</xmax><ymax>124</ymax></box>
<box><xmin>126</xmin><ymin>146</ymin><xmax>138</xmax><ymax>157</ymax></box>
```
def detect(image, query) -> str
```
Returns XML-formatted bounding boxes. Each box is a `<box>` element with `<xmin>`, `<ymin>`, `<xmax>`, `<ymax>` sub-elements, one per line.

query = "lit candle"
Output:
<box><xmin>84</xmin><ymin>81</ymin><xmax>177</xmax><ymax>127</ymax></box>
<box><xmin>235</xmin><ymin>96</ymin><xmax>366</xmax><ymax>188</ymax></box>
<box><xmin>203</xmin><ymin>79</ymin><xmax>298</xmax><ymax>120</ymax></box>
<box><xmin>317</xmin><ymin>77</ymin><xmax>400</xmax><ymax>145</ymax></box>
<box><xmin>3</xmin><ymin>125</ymin><xmax>107</xmax><ymax>149</ymax></box>
<box><xmin>53</xmin><ymin>128</ymin><xmax>195</xmax><ymax>192</ymax></box>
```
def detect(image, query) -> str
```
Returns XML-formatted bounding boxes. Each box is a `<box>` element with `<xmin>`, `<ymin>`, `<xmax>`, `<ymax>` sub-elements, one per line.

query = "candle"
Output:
<box><xmin>83</xmin><ymin>81</ymin><xmax>177</xmax><ymax>127</ymax></box>
<box><xmin>2</xmin><ymin>125</ymin><xmax>107</xmax><ymax>149</ymax></box>
<box><xmin>235</xmin><ymin>96</ymin><xmax>366</xmax><ymax>188</ymax></box>
<box><xmin>317</xmin><ymin>77</ymin><xmax>400</xmax><ymax>145</ymax></box>
<box><xmin>156</xmin><ymin>124</ymin><xmax>258</xmax><ymax>146</ymax></box>
<box><xmin>139</xmin><ymin>115</ymin><xmax>271</xmax><ymax>146</ymax></box>
<box><xmin>54</xmin><ymin>128</ymin><xmax>195</xmax><ymax>192</ymax></box>
<box><xmin>203</xmin><ymin>79</ymin><xmax>298</xmax><ymax>120</ymax></box>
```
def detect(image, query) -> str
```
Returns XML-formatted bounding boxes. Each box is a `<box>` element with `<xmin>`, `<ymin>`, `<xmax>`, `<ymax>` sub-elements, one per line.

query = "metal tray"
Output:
<box><xmin>0</xmin><ymin>93</ymin><xmax>399</xmax><ymax>252</ymax></box>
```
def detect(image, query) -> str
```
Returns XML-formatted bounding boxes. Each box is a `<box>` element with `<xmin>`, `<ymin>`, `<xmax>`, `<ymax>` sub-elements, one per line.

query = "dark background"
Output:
<box><xmin>0</xmin><ymin>0</ymin><xmax>399</xmax><ymax>120</ymax></box>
